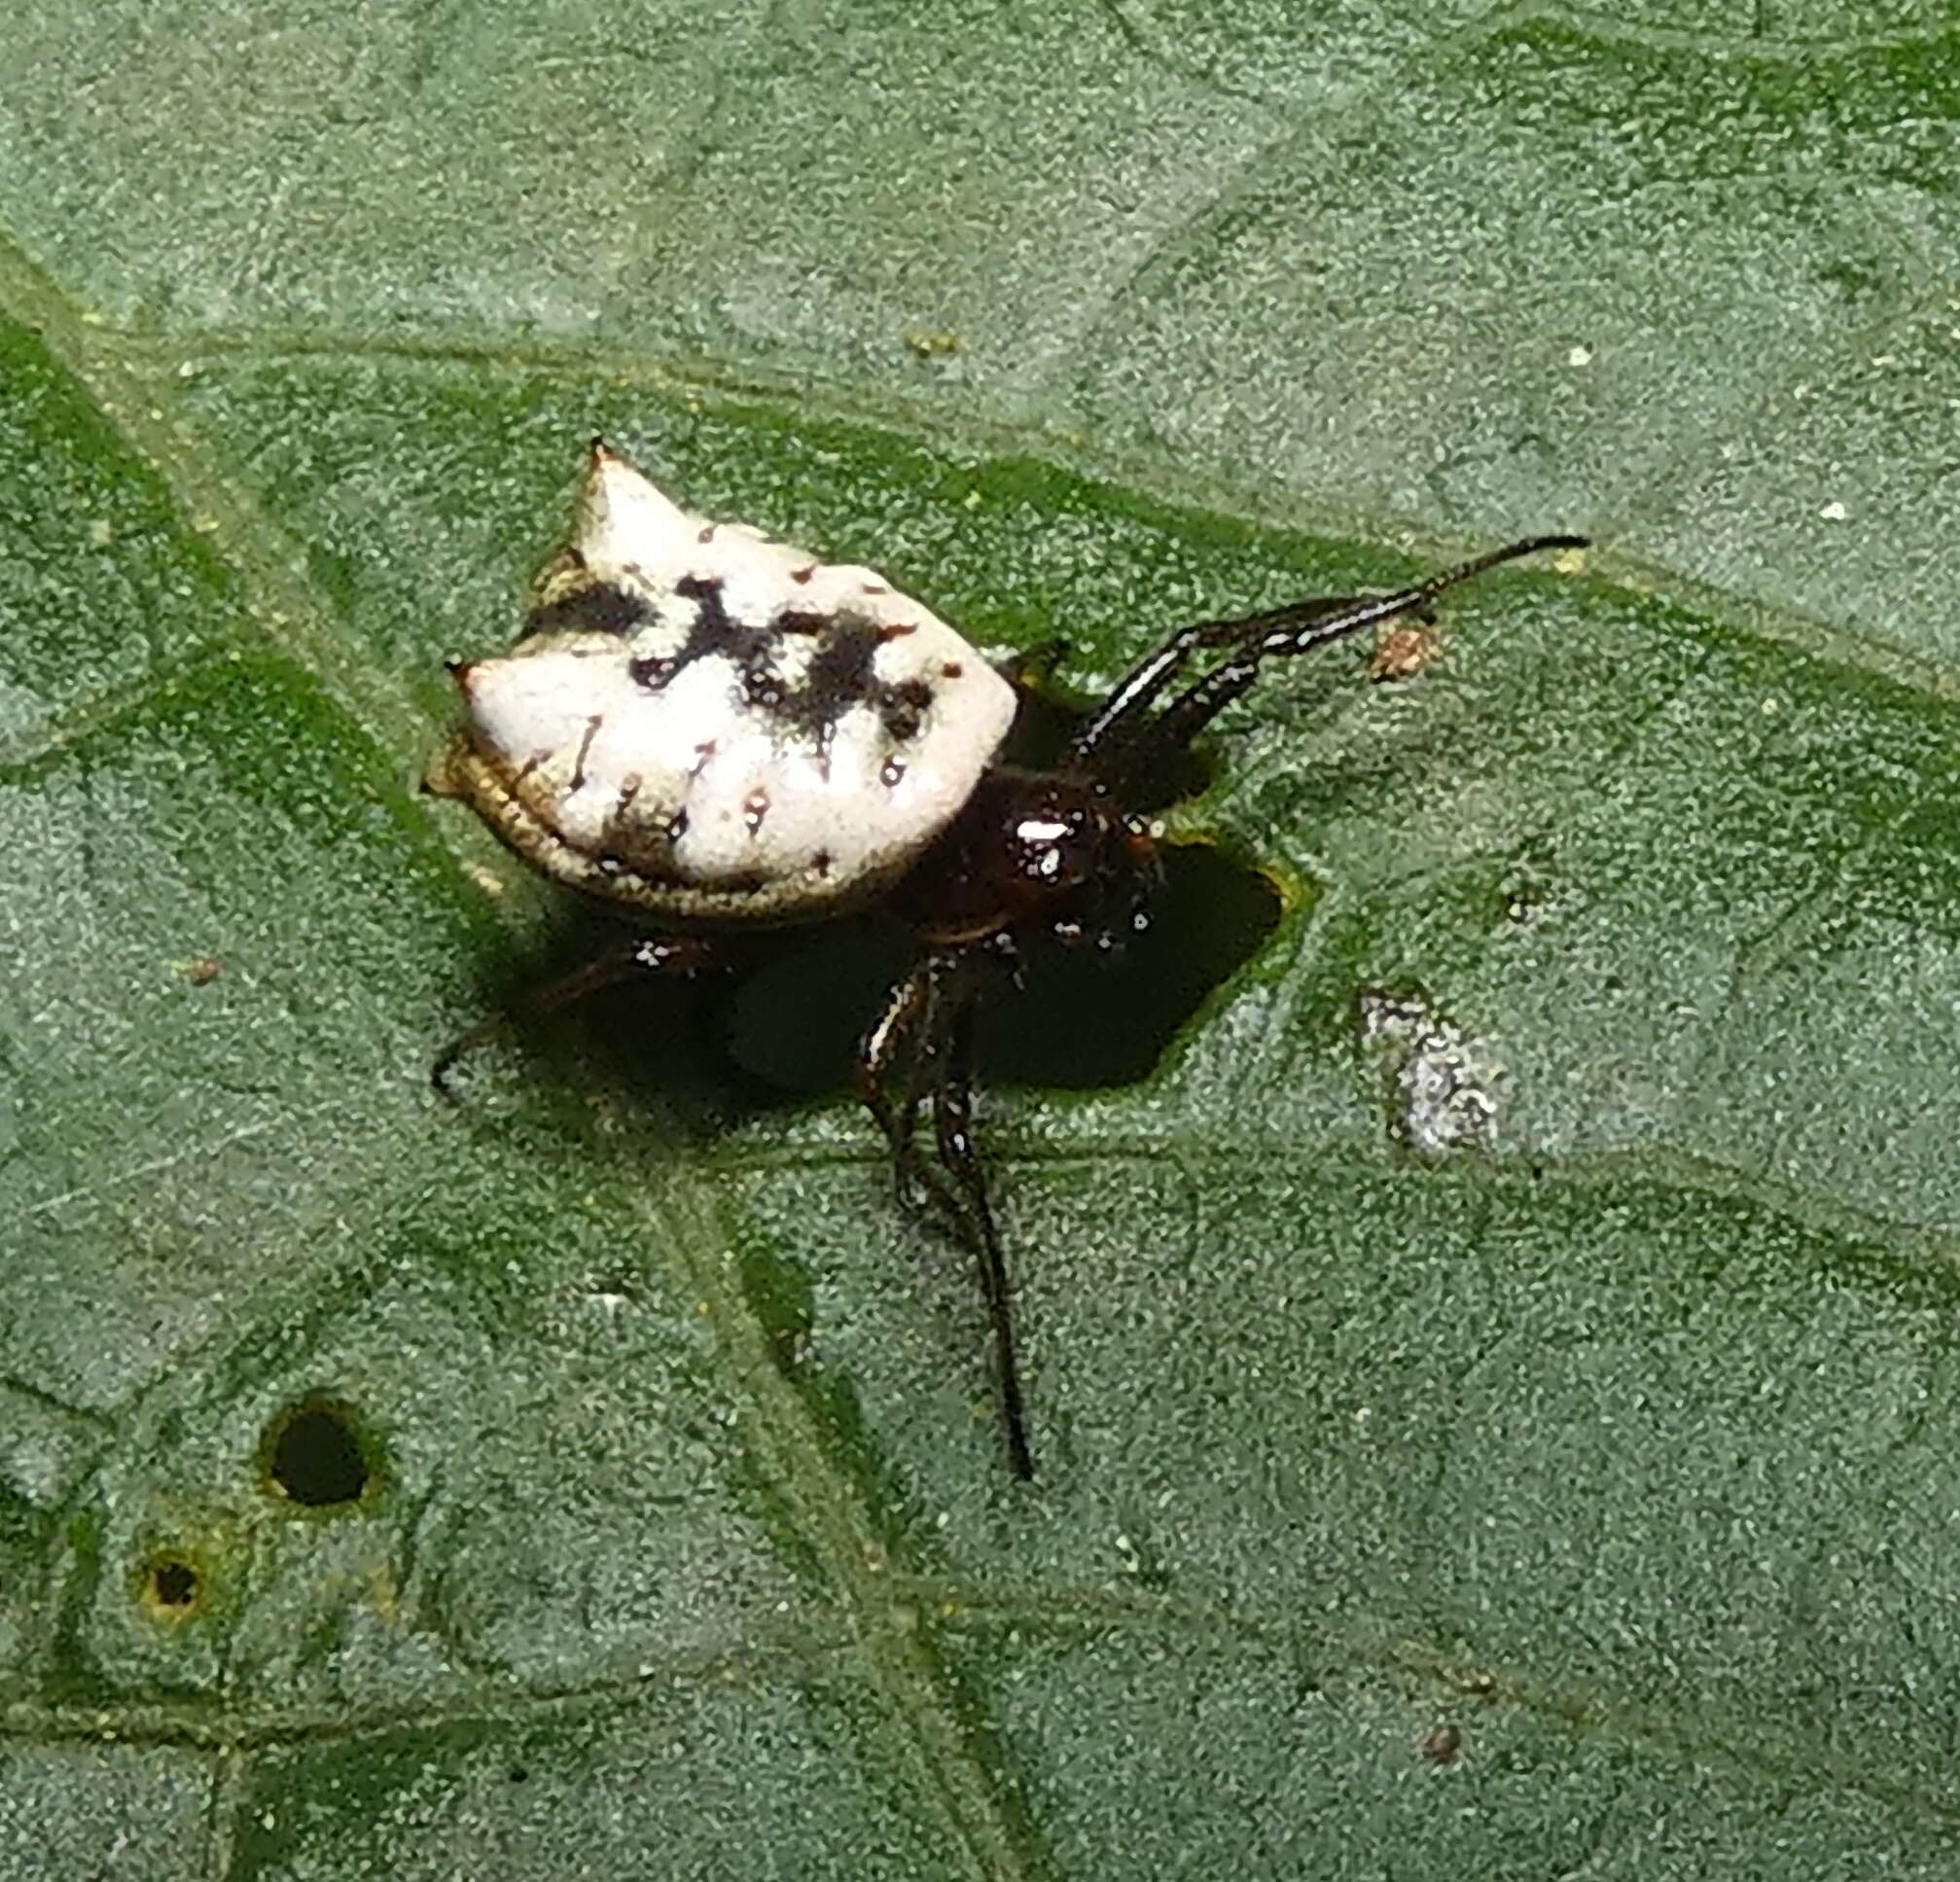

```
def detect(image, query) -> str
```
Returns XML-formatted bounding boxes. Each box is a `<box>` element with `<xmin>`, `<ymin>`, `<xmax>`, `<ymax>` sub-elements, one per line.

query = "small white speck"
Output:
<box><xmin>1565</xmin><ymin>344</ymin><xmax>1592</xmax><ymax>368</ymax></box>
<box><xmin>1820</xmin><ymin>500</ymin><xmax>1848</xmax><ymax>521</ymax></box>
<box><xmin>87</xmin><ymin>518</ymin><xmax>114</xmax><ymax>547</ymax></box>
<box><xmin>1761</xmin><ymin>695</ymin><xmax>1781</xmax><ymax>715</ymax></box>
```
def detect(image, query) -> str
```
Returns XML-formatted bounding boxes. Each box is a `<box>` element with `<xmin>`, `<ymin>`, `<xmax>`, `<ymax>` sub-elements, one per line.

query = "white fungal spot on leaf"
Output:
<box><xmin>1360</xmin><ymin>990</ymin><xmax>1505</xmax><ymax>1154</ymax></box>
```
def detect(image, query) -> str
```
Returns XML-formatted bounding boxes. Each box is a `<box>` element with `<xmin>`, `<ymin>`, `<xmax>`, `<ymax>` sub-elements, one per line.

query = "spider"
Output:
<box><xmin>426</xmin><ymin>441</ymin><xmax>1586</xmax><ymax>1479</ymax></box>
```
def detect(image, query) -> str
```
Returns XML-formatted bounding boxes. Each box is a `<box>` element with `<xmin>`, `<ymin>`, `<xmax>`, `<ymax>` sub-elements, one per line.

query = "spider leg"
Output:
<box><xmin>858</xmin><ymin>949</ymin><xmax>1035</xmax><ymax>1479</ymax></box>
<box><xmin>1066</xmin><ymin>594</ymin><xmax>1363</xmax><ymax>768</ymax></box>
<box><xmin>1082</xmin><ymin>533</ymin><xmax>1587</xmax><ymax>789</ymax></box>
<box><xmin>929</xmin><ymin>978</ymin><xmax>1035</xmax><ymax>1479</ymax></box>
<box><xmin>431</xmin><ymin>934</ymin><xmax>719</xmax><ymax>1097</ymax></box>
<box><xmin>859</xmin><ymin>958</ymin><xmax>944</xmax><ymax>1214</ymax></box>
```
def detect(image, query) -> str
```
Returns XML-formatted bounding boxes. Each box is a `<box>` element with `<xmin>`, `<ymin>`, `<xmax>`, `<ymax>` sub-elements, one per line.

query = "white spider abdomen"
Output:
<box><xmin>428</xmin><ymin>444</ymin><xmax>1018</xmax><ymax>922</ymax></box>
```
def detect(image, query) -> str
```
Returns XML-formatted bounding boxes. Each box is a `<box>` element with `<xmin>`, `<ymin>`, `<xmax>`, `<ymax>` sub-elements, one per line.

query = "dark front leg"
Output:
<box><xmin>1081</xmin><ymin>534</ymin><xmax>1587</xmax><ymax>791</ymax></box>
<box><xmin>1065</xmin><ymin>594</ymin><xmax>1361</xmax><ymax>771</ymax></box>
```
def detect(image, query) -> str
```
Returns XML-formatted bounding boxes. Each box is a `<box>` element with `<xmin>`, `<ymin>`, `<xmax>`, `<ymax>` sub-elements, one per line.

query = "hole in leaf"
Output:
<box><xmin>139</xmin><ymin>1552</ymin><xmax>201</xmax><ymax>1619</ymax></box>
<box><xmin>723</xmin><ymin>843</ymin><xmax>1284</xmax><ymax>1096</ymax></box>
<box><xmin>474</xmin><ymin>814</ymin><xmax>1284</xmax><ymax>1119</ymax></box>
<box><xmin>261</xmin><ymin>1397</ymin><xmax>377</xmax><ymax>1509</ymax></box>
<box><xmin>981</xmin><ymin>843</ymin><xmax>1284</xmax><ymax>1087</ymax></box>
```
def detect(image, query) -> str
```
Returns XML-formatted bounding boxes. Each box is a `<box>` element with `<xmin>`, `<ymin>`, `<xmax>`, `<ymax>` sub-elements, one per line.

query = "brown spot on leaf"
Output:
<box><xmin>1417</xmin><ymin>1723</ymin><xmax>1462</xmax><ymax>1766</ymax></box>
<box><xmin>1372</xmin><ymin>622</ymin><xmax>1441</xmax><ymax>682</ymax></box>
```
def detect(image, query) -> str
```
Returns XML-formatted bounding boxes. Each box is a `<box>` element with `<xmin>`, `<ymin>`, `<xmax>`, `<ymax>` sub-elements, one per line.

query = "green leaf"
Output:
<box><xmin>4</xmin><ymin>5</ymin><xmax>1959</xmax><ymax>1875</ymax></box>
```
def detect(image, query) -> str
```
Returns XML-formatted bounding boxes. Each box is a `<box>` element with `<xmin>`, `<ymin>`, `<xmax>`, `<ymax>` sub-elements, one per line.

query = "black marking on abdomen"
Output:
<box><xmin>570</xmin><ymin>715</ymin><xmax>604</xmax><ymax>791</ymax></box>
<box><xmin>873</xmin><ymin>677</ymin><xmax>933</xmax><ymax>744</ymax></box>
<box><xmin>636</xmin><ymin>581</ymin><xmax>941</xmax><ymax>759</ymax></box>
<box><xmin>528</xmin><ymin>583</ymin><xmax>654</xmax><ymax>639</ymax></box>
<box><xmin>785</xmin><ymin>618</ymin><xmax>881</xmax><ymax>735</ymax></box>
<box><xmin>662</xmin><ymin>575</ymin><xmax>780</xmax><ymax>699</ymax></box>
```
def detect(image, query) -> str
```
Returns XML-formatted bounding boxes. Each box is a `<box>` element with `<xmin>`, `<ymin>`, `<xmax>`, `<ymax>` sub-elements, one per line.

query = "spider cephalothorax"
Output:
<box><xmin>891</xmin><ymin>767</ymin><xmax>1157</xmax><ymax>949</ymax></box>
<box><xmin>429</xmin><ymin>442</ymin><xmax>1586</xmax><ymax>1478</ymax></box>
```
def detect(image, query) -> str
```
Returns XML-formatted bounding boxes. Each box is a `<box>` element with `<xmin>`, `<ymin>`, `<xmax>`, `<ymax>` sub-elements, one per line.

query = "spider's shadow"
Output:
<box><xmin>501</xmin><ymin>836</ymin><xmax>1281</xmax><ymax>1129</ymax></box>
<box><xmin>741</xmin><ymin>838</ymin><xmax>1281</xmax><ymax>1100</ymax></box>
